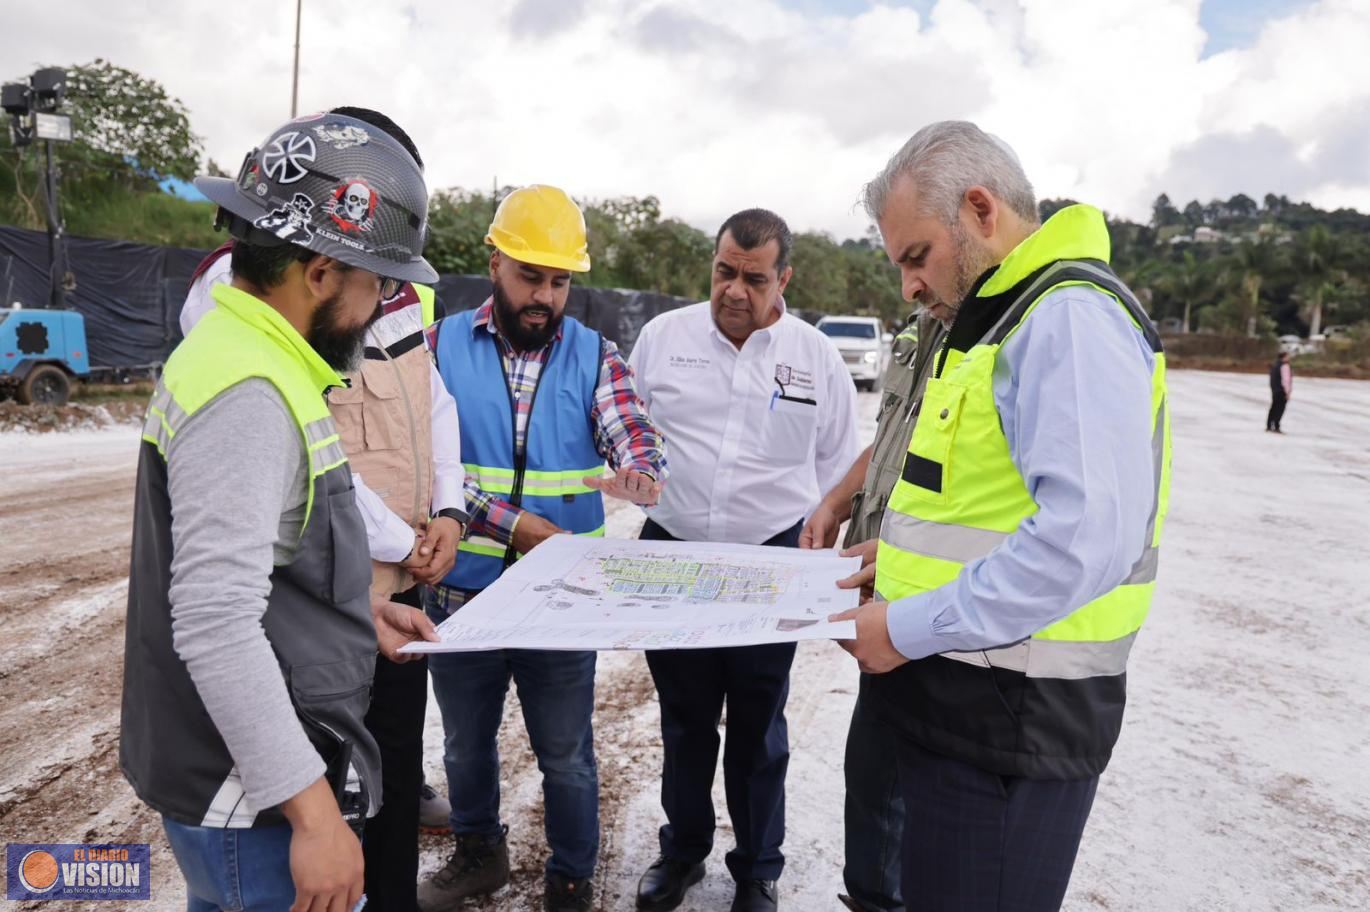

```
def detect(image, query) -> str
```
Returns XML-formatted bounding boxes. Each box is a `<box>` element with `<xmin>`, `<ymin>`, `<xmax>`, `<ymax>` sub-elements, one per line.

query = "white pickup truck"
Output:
<box><xmin>817</xmin><ymin>315</ymin><xmax>892</xmax><ymax>391</ymax></box>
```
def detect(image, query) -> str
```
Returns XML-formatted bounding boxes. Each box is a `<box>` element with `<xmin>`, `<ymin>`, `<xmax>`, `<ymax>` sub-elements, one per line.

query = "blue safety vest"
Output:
<box><xmin>434</xmin><ymin>309</ymin><xmax>607</xmax><ymax>591</ymax></box>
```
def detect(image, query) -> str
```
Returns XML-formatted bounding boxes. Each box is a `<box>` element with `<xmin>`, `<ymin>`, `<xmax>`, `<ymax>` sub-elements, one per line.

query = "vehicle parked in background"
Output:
<box><xmin>0</xmin><ymin>307</ymin><xmax>90</xmax><ymax>405</ymax></box>
<box><xmin>817</xmin><ymin>315</ymin><xmax>891</xmax><ymax>391</ymax></box>
<box><xmin>1278</xmin><ymin>334</ymin><xmax>1310</xmax><ymax>355</ymax></box>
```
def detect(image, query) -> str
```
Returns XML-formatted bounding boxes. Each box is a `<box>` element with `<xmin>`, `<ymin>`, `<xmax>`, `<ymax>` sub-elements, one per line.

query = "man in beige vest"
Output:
<box><xmin>320</xmin><ymin>111</ymin><xmax>466</xmax><ymax>912</ymax></box>
<box><xmin>327</xmin><ymin>269</ymin><xmax>467</xmax><ymax>911</ymax></box>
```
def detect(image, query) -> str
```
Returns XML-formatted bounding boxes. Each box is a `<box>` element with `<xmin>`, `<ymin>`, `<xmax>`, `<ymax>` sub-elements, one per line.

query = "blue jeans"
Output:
<box><xmin>161</xmin><ymin>817</ymin><xmax>295</xmax><ymax>912</ymax></box>
<box><xmin>843</xmin><ymin>682</ymin><xmax>905</xmax><ymax>911</ymax></box>
<box><xmin>425</xmin><ymin>589</ymin><xmax>600</xmax><ymax>880</ymax></box>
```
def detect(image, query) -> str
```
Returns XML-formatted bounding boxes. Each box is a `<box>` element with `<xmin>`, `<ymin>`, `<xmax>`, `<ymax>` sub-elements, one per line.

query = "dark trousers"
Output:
<box><xmin>896</xmin><ymin>738</ymin><xmax>1098</xmax><ymax>912</ymax></box>
<box><xmin>362</xmin><ymin>585</ymin><xmax>429</xmax><ymax>912</ymax></box>
<box><xmin>1267</xmin><ymin>390</ymin><xmax>1288</xmax><ymax>430</ymax></box>
<box><xmin>843</xmin><ymin>677</ymin><xmax>905</xmax><ymax>911</ymax></box>
<box><xmin>641</xmin><ymin>517</ymin><xmax>801</xmax><ymax>882</ymax></box>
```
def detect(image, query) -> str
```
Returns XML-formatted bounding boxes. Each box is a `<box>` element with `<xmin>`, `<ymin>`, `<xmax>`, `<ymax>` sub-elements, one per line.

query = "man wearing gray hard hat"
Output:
<box><xmin>119</xmin><ymin>110</ymin><xmax>439</xmax><ymax>912</ymax></box>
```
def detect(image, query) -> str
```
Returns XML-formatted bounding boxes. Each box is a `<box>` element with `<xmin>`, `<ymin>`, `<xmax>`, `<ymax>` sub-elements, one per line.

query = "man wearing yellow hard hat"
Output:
<box><xmin>418</xmin><ymin>185</ymin><xmax>669</xmax><ymax>912</ymax></box>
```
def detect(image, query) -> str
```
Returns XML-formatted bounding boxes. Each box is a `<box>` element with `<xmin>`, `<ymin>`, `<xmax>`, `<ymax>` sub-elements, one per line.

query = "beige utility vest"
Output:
<box><xmin>328</xmin><ymin>303</ymin><xmax>434</xmax><ymax>597</ymax></box>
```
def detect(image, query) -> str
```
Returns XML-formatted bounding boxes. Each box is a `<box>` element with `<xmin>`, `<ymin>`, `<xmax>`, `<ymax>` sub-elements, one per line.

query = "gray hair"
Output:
<box><xmin>862</xmin><ymin>121</ymin><xmax>1039</xmax><ymax>226</ymax></box>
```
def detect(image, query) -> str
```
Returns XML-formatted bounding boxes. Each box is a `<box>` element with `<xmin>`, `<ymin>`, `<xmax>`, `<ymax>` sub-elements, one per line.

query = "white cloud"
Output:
<box><xmin>5</xmin><ymin>0</ymin><xmax>1369</xmax><ymax>238</ymax></box>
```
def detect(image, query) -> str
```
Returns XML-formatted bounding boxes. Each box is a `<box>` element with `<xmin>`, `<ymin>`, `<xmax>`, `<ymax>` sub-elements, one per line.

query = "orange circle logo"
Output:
<box><xmin>19</xmin><ymin>850</ymin><xmax>60</xmax><ymax>893</ymax></box>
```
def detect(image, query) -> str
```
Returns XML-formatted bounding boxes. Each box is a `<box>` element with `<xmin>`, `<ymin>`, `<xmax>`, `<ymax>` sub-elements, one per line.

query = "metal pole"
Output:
<box><xmin>291</xmin><ymin>0</ymin><xmax>302</xmax><ymax>117</ymax></box>
<box><xmin>43</xmin><ymin>139</ymin><xmax>65</xmax><ymax>310</ymax></box>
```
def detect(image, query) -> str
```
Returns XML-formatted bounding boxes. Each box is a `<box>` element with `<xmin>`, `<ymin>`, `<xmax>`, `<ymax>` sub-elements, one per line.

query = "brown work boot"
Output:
<box><xmin>417</xmin><ymin>826</ymin><xmax>510</xmax><ymax>910</ymax></box>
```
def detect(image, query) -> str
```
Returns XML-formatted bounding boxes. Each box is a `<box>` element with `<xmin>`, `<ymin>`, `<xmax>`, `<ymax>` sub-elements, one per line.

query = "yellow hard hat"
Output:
<box><xmin>485</xmin><ymin>184</ymin><xmax>592</xmax><ymax>273</ymax></box>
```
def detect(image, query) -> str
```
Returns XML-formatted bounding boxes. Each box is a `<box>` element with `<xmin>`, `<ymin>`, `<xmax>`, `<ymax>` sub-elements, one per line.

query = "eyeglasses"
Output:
<box><xmin>380</xmin><ymin>276</ymin><xmax>404</xmax><ymax>300</ymax></box>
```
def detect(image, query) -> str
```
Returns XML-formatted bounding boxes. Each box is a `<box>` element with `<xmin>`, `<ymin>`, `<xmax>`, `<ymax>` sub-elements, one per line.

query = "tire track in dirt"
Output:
<box><xmin>589</xmin><ymin>654</ymin><xmax>661</xmax><ymax>910</ymax></box>
<box><xmin>0</xmin><ymin>433</ymin><xmax>154</xmax><ymax>908</ymax></box>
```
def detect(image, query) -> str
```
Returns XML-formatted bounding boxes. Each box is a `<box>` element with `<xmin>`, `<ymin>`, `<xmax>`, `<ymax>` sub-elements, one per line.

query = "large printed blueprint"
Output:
<box><xmin>401</xmin><ymin>534</ymin><xmax>859</xmax><ymax>653</ymax></box>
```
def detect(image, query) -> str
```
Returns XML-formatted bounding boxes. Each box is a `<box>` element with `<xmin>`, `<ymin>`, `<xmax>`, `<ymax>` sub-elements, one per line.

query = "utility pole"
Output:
<box><xmin>43</xmin><ymin>139</ymin><xmax>67</xmax><ymax>310</ymax></box>
<box><xmin>291</xmin><ymin>0</ymin><xmax>303</xmax><ymax>117</ymax></box>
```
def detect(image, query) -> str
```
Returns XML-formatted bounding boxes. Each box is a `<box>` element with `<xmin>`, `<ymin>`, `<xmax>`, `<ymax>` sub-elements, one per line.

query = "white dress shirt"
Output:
<box><xmin>180</xmin><ymin>252</ymin><xmax>232</xmax><ymax>337</ymax></box>
<box><xmin>629</xmin><ymin>299</ymin><xmax>861</xmax><ymax>544</ymax></box>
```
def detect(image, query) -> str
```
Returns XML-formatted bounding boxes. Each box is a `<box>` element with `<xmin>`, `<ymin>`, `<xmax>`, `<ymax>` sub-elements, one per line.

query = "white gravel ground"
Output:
<box><xmin>1</xmin><ymin>370</ymin><xmax>1366</xmax><ymax>910</ymax></box>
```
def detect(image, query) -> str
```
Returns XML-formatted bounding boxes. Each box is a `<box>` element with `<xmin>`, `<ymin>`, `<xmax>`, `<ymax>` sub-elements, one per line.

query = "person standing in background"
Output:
<box><xmin>1267</xmin><ymin>351</ymin><xmax>1292</xmax><ymax>433</ymax></box>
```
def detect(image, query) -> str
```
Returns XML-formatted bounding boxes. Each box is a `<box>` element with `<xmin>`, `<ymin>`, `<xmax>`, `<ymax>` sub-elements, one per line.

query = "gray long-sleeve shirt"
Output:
<box><xmin>165</xmin><ymin>378</ymin><xmax>324</xmax><ymax>811</ymax></box>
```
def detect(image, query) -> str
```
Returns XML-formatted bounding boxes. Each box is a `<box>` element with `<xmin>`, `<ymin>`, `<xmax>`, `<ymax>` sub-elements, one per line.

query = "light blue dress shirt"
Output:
<box><xmin>885</xmin><ymin>285</ymin><xmax>1158</xmax><ymax>661</ymax></box>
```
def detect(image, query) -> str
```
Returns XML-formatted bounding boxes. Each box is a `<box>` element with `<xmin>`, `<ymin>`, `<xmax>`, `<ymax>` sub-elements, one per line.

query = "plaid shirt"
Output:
<box><xmin>440</xmin><ymin>298</ymin><xmax>667</xmax><ymax>556</ymax></box>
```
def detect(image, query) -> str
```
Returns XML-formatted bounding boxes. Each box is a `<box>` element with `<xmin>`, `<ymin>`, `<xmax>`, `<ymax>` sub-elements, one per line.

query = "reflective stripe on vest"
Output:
<box><xmin>462</xmin><ymin>463</ymin><xmax>603</xmax><ymax>497</ymax></box>
<box><xmin>436</xmin><ymin>308</ymin><xmax>607</xmax><ymax>590</ymax></box>
<box><xmin>416</xmin><ymin>283</ymin><xmax>436</xmax><ymax>328</ymax></box>
<box><xmin>875</xmin><ymin>246</ymin><xmax>1171</xmax><ymax>682</ymax></box>
<box><xmin>457</xmin><ymin>524</ymin><xmax>606</xmax><ymax>559</ymax></box>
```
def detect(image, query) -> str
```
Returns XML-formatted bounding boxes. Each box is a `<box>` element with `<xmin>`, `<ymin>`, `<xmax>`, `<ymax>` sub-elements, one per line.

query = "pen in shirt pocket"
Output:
<box><xmin>770</xmin><ymin>390</ymin><xmax>817</xmax><ymax>410</ymax></box>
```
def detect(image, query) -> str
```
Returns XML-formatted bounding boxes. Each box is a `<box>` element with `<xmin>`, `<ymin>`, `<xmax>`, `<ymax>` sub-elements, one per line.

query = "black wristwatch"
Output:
<box><xmin>434</xmin><ymin>508</ymin><xmax>469</xmax><ymax>526</ymax></box>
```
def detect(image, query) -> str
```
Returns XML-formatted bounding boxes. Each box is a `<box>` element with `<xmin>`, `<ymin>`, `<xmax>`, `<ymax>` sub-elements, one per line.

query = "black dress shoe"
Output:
<box><xmin>636</xmin><ymin>855</ymin><xmax>706</xmax><ymax>911</ymax></box>
<box><xmin>731</xmin><ymin>879</ymin><xmax>778</xmax><ymax>912</ymax></box>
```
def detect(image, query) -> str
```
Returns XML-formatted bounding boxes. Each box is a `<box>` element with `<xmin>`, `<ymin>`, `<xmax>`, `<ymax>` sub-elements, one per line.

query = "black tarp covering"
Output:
<box><xmin>432</xmin><ymin>275</ymin><xmax>698</xmax><ymax>352</ymax></box>
<box><xmin>0</xmin><ymin>226</ymin><xmax>207</xmax><ymax>368</ymax></box>
<box><xmin>0</xmin><ymin>225</ymin><xmax>695</xmax><ymax>368</ymax></box>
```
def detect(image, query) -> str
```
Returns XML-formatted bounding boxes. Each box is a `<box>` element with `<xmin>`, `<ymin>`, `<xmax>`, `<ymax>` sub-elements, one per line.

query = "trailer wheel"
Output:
<box><xmin>18</xmin><ymin>365</ymin><xmax>71</xmax><ymax>406</ymax></box>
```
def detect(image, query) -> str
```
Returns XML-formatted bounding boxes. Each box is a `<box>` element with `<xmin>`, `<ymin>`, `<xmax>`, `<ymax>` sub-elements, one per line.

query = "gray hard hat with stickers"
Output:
<box><xmin>194</xmin><ymin>112</ymin><xmax>438</xmax><ymax>284</ymax></box>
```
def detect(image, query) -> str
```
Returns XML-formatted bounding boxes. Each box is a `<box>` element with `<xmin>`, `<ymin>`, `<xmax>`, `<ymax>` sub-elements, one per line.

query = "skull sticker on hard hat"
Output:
<box><xmin>327</xmin><ymin>178</ymin><xmax>378</xmax><ymax>233</ymax></box>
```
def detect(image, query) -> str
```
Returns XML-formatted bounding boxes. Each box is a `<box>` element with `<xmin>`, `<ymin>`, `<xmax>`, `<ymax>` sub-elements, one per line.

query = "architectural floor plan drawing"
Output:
<box><xmin>402</xmin><ymin>534</ymin><xmax>860</xmax><ymax>653</ymax></box>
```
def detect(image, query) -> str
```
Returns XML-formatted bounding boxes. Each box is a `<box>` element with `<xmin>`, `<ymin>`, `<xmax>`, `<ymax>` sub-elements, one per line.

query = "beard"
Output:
<box><xmin>308</xmin><ymin>293</ymin><xmax>379</xmax><ymax>372</ymax></box>
<box><xmin>921</xmin><ymin>222</ymin><xmax>998</xmax><ymax>328</ymax></box>
<box><xmin>492</xmin><ymin>280</ymin><xmax>562</xmax><ymax>351</ymax></box>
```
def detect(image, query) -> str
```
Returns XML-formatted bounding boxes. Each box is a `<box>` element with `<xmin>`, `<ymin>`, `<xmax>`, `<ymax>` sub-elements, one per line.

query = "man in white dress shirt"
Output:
<box><xmin>627</xmin><ymin>208</ymin><xmax>861</xmax><ymax>912</ymax></box>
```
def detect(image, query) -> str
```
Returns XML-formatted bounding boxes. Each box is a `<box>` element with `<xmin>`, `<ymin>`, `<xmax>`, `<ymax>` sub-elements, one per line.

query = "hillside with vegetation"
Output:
<box><xmin>5</xmin><ymin>61</ymin><xmax>1368</xmax><ymax>358</ymax></box>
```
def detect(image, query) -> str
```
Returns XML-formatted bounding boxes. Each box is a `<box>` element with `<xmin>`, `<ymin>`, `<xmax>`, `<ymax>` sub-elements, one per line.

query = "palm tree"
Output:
<box><xmin>1225</xmin><ymin>239</ymin><xmax>1276</xmax><ymax>337</ymax></box>
<box><xmin>1293</xmin><ymin>226</ymin><xmax>1342</xmax><ymax>336</ymax></box>
<box><xmin>1160</xmin><ymin>251</ymin><xmax>1211</xmax><ymax>333</ymax></box>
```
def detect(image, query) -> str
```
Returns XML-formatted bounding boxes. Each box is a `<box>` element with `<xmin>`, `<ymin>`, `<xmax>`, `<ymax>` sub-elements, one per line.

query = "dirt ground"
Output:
<box><xmin>0</xmin><ymin>381</ymin><xmax>153</xmax><ymax>433</ymax></box>
<box><xmin>1</xmin><ymin>372</ymin><xmax>1367</xmax><ymax>910</ymax></box>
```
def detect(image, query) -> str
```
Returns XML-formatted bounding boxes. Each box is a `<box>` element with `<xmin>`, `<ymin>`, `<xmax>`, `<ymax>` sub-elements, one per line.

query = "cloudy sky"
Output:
<box><xmin>7</xmin><ymin>0</ymin><xmax>1369</xmax><ymax>238</ymax></box>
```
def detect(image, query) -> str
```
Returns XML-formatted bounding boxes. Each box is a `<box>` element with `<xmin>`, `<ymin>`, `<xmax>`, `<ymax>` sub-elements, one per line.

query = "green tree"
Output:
<box><xmin>1159</xmin><ymin>251</ymin><xmax>1215</xmax><ymax>333</ymax></box>
<box><xmin>843</xmin><ymin>240</ymin><xmax>905</xmax><ymax>325</ymax></box>
<box><xmin>2</xmin><ymin>59</ymin><xmax>204</xmax><ymax>234</ymax></box>
<box><xmin>1038</xmin><ymin>197</ymin><xmax>1079</xmax><ymax>222</ymax></box>
<box><xmin>1182</xmin><ymin>199</ymin><xmax>1205</xmax><ymax>228</ymax></box>
<box><xmin>1291</xmin><ymin>225</ymin><xmax>1342</xmax><ymax>336</ymax></box>
<box><xmin>580</xmin><ymin>195</ymin><xmax>713</xmax><ymax>297</ymax></box>
<box><xmin>603</xmin><ymin>215</ymin><xmax>713</xmax><ymax>299</ymax></box>
<box><xmin>1226</xmin><ymin>193</ymin><xmax>1258</xmax><ymax>220</ymax></box>
<box><xmin>1227</xmin><ymin>239</ymin><xmax>1277</xmax><ymax>336</ymax></box>
<box><xmin>61</xmin><ymin>60</ymin><xmax>202</xmax><ymax>183</ymax></box>
<box><xmin>1150</xmin><ymin>193</ymin><xmax>1180</xmax><ymax>229</ymax></box>
<box><xmin>785</xmin><ymin>232</ymin><xmax>848</xmax><ymax>316</ymax></box>
<box><xmin>425</xmin><ymin>187</ymin><xmax>501</xmax><ymax>276</ymax></box>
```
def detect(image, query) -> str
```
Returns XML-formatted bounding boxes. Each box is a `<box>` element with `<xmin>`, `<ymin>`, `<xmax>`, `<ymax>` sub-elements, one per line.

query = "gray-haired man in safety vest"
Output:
<box><xmin>832</xmin><ymin>121</ymin><xmax>1172</xmax><ymax>911</ymax></box>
